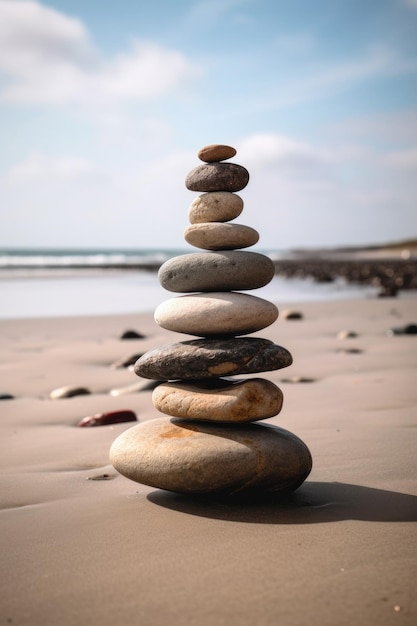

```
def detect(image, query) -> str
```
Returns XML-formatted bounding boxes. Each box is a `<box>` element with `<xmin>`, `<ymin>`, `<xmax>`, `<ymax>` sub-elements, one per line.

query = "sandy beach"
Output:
<box><xmin>1</xmin><ymin>296</ymin><xmax>416</xmax><ymax>626</ymax></box>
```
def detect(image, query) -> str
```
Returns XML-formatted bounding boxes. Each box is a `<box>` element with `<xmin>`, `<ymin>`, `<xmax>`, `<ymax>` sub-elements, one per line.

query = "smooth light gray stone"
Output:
<box><xmin>134</xmin><ymin>337</ymin><xmax>292</xmax><ymax>380</ymax></box>
<box><xmin>158</xmin><ymin>251</ymin><xmax>274</xmax><ymax>293</ymax></box>
<box><xmin>152</xmin><ymin>377</ymin><xmax>283</xmax><ymax>422</ymax></box>
<box><xmin>186</xmin><ymin>163</ymin><xmax>249</xmax><ymax>192</ymax></box>
<box><xmin>189</xmin><ymin>192</ymin><xmax>243</xmax><ymax>224</ymax></box>
<box><xmin>110</xmin><ymin>417</ymin><xmax>312</xmax><ymax>497</ymax></box>
<box><xmin>154</xmin><ymin>292</ymin><xmax>278</xmax><ymax>336</ymax></box>
<box><xmin>184</xmin><ymin>223</ymin><xmax>259</xmax><ymax>250</ymax></box>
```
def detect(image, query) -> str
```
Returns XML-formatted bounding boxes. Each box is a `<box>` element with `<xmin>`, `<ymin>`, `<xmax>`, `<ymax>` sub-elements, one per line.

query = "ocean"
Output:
<box><xmin>0</xmin><ymin>247</ymin><xmax>381</xmax><ymax>319</ymax></box>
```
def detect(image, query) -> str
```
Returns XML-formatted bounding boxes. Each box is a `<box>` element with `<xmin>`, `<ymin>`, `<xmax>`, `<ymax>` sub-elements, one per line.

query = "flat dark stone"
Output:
<box><xmin>389</xmin><ymin>323</ymin><xmax>417</xmax><ymax>335</ymax></box>
<box><xmin>185</xmin><ymin>163</ymin><xmax>249</xmax><ymax>192</ymax></box>
<box><xmin>134</xmin><ymin>337</ymin><xmax>292</xmax><ymax>380</ymax></box>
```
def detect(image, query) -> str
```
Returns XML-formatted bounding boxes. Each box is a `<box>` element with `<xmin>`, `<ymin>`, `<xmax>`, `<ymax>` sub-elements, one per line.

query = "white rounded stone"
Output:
<box><xmin>154</xmin><ymin>292</ymin><xmax>278</xmax><ymax>336</ymax></box>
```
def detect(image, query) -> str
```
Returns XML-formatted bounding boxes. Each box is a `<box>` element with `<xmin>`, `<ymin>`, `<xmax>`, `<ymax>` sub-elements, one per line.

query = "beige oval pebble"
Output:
<box><xmin>152</xmin><ymin>378</ymin><xmax>283</xmax><ymax>422</ymax></box>
<box><xmin>189</xmin><ymin>192</ymin><xmax>243</xmax><ymax>224</ymax></box>
<box><xmin>110</xmin><ymin>417</ymin><xmax>312</xmax><ymax>497</ymax></box>
<box><xmin>337</xmin><ymin>330</ymin><xmax>359</xmax><ymax>339</ymax></box>
<box><xmin>184</xmin><ymin>222</ymin><xmax>259</xmax><ymax>250</ymax></box>
<box><xmin>198</xmin><ymin>144</ymin><xmax>237</xmax><ymax>163</ymax></box>
<box><xmin>50</xmin><ymin>386</ymin><xmax>90</xmax><ymax>399</ymax></box>
<box><xmin>154</xmin><ymin>292</ymin><xmax>278</xmax><ymax>336</ymax></box>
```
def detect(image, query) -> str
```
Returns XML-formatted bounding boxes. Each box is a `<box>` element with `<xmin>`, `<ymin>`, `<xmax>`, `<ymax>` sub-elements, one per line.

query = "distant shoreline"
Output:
<box><xmin>1</xmin><ymin>240</ymin><xmax>416</xmax><ymax>296</ymax></box>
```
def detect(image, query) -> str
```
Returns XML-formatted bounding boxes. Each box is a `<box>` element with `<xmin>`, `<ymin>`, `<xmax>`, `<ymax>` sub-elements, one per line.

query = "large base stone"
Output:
<box><xmin>110</xmin><ymin>417</ymin><xmax>312</xmax><ymax>497</ymax></box>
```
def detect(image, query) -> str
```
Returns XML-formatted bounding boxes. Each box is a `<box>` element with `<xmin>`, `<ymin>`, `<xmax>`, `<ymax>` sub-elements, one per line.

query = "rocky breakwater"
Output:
<box><xmin>110</xmin><ymin>144</ymin><xmax>312</xmax><ymax>499</ymax></box>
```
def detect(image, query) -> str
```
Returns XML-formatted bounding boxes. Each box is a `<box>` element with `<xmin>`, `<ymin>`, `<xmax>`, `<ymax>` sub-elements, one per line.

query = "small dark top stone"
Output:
<box><xmin>186</xmin><ymin>163</ymin><xmax>249</xmax><ymax>192</ymax></box>
<box><xmin>134</xmin><ymin>337</ymin><xmax>292</xmax><ymax>380</ymax></box>
<box><xmin>198</xmin><ymin>144</ymin><xmax>237</xmax><ymax>163</ymax></box>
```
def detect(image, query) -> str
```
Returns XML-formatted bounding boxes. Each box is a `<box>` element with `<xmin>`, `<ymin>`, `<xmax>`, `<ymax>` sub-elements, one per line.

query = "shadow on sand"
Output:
<box><xmin>147</xmin><ymin>481</ymin><xmax>417</xmax><ymax>524</ymax></box>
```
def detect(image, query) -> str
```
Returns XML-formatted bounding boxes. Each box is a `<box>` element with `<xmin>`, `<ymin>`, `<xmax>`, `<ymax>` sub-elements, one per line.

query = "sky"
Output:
<box><xmin>1</xmin><ymin>0</ymin><xmax>417</xmax><ymax>251</ymax></box>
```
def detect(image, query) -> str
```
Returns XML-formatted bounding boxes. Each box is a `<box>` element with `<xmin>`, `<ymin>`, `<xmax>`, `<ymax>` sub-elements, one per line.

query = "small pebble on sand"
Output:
<box><xmin>78</xmin><ymin>410</ymin><xmax>137</xmax><ymax>427</ymax></box>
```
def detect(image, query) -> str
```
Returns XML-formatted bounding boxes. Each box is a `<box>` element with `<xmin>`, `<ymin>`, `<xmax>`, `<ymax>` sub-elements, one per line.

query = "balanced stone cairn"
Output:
<box><xmin>110</xmin><ymin>144</ymin><xmax>312</xmax><ymax>499</ymax></box>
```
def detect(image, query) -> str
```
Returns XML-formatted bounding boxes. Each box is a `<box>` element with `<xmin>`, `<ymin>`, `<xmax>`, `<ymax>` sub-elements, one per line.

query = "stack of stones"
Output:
<box><xmin>110</xmin><ymin>144</ymin><xmax>312</xmax><ymax>499</ymax></box>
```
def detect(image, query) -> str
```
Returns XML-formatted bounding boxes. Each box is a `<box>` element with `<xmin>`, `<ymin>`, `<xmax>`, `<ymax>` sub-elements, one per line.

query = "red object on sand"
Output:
<box><xmin>78</xmin><ymin>410</ymin><xmax>137</xmax><ymax>427</ymax></box>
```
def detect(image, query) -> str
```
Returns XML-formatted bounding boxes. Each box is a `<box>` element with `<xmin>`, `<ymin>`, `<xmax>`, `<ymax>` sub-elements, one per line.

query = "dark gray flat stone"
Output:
<box><xmin>185</xmin><ymin>163</ymin><xmax>249</xmax><ymax>192</ymax></box>
<box><xmin>134</xmin><ymin>337</ymin><xmax>292</xmax><ymax>380</ymax></box>
<box><xmin>158</xmin><ymin>251</ymin><xmax>274</xmax><ymax>292</ymax></box>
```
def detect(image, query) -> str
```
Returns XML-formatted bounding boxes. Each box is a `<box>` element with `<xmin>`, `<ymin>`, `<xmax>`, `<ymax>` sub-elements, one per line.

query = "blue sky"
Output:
<box><xmin>1</xmin><ymin>0</ymin><xmax>416</xmax><ymax>250</ymax></box>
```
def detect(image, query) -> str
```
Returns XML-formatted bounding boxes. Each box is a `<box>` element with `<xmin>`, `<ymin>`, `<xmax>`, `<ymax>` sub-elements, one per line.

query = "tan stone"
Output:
<box><xmin>154</xmin><ymin>292</ymin><xmax>278</xmax><ymax>336</ymax></box>
<box><xmin>189</xmin><ymin>192</ymin><xmax>243</xmax><ymax>224</ymax></box>
<box><xmin>184</xmin><ymin>222</ymin><xmax>259</xmax><ymax>250</ymax></box>
<box><xmin>198</xmin><ymin>144</ymin><xmax>237</xmax><ymax>162</ymax></box>
<box><xmin>110</xmin><ymin>417</ymin><xmax>312</xmax><ymax>496</ymax></box>
<box><xmin>152</xmin><ymin>378</ymin><xmax>283</xmax><ymax>422</ymax></box>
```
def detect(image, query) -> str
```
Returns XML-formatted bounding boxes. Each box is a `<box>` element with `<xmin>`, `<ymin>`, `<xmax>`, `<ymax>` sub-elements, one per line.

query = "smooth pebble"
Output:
<box><xmin>50</xmin><ymin>386</ymin><xmax>91</xmax><ymax>399</ymax></box>
<box><xmin>198</xmin><ymin>144</ymin><xmax>236</xmax><ymax>163</ymax></box>
<box><xmin>110</xmin><ymin>417</ymin><xmax>312</xmax><ymax>497</ymax></box>
<box><xmin>189</xmin><ymin>192</ymin><xmax>243</xmax><ymax>224</ymax></box>
<box><xmin>78</xmin><ymin>410</ymin><xmax>137</xmax><ymax>427</ymax></box>
<box><xmin>154</xmin><ymin>292</ymin><xmax>278</xmax><ymax>336</ymax></box>
<box><xmin>186</xmin><ymin>163</ymin><xmax>249</xmax><ymax>193</ymax></box>
<box><xmin>184</xmin><ymin>222</ymin><xmax>259</xmax><ymax>250</ymax></box>
<box><xmin>158</xmin><ymin>251</ymin><xmax>274</xmax><ymax>293</ymax></box>
<box><xmin>152</xmin><ymin>378</ymin><xmax>283</xmax><ymax>422</ymax></box>
<box><xmin>134</xmin><ymin>337</ymin><xmax>292</xmax><ymax>380</ymax></box>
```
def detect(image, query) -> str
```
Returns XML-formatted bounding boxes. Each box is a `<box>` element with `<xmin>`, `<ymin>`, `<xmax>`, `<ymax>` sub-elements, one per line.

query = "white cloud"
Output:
<box><xmin>231</xmin><ymin>132</ymin><xmax>417</xmax><ymax>247</ymax></box>
<box><xmin>5</xmin><ymin>152</ymin><xmax>100</xmax><ymax>184</ymax></box>
<box><xmin>94</xmin><ymin>41</ymin><xmax>197</xmax><ymax>101</ymax></box>
<box><xmin>237</xmin><ymin>133</ymin><xmax>323</xmax><ymax>172</ymax></box>
<box><xmin>2</xmin><ymin>133</ymin><xmax>417</xmax><ymax>249</ymax></box>
<box><xmin>0</xmin><ymin>0</ymin><xmax>97</xmax><ymax>73</ymax></box>
<box><xmin>0</xmin><ymin>0</ymin><xmax>199</xmax><ymax>104</ymax></box>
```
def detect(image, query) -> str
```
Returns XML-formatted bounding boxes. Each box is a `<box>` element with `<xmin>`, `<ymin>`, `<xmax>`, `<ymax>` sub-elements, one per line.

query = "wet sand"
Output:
<box><xmin>1</xmin><ymin>297</ymin><xmax>416</xmax><ymax>625</ymax></box>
